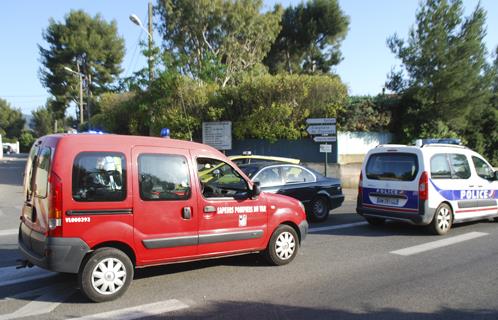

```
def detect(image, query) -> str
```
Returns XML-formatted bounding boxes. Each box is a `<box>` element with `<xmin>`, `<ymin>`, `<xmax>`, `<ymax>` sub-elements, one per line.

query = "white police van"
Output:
<box><xmin>357</xmin><ymin>139</ymin><xmax>498</xmax><ymax>235</ymax></box>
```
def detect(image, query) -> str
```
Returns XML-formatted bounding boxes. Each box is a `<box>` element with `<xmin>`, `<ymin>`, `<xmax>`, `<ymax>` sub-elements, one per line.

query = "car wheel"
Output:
<box><xmin>309</xmin><ymin>197</ymin><xmax>329</xmax><ymax>222</ymax></box>
<box><xmin>264</xmin><ymin>225</ymin><xmax>299</xmax><ymax>266</ymax></box>
<box><xmin>366</xmin><ymin>217</ymin><xmax>385</xmax><ymax>226</ymax></box>
<box><xmin>79</xmin><ymin>248</ymin><xmax>133</xmax><ymax>302</ymax></box>
<box><xmin>430</xmin><ymin>203</ymin><xmax>453</xmax><ymax>235</ymax></box>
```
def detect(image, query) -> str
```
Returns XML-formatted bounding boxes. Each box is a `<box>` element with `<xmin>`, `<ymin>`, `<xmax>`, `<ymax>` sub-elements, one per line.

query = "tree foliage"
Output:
<box><xmin>386</xmin><ymin>0</ymin><xmax>493</xmax><ymax>140</ymax></box>
<box><xmin>31</xmin><ymin>101</ymin><xmax>56</xmax><ymax>137</ymax></box>
<box><xmin>0</xmin><ymin>98</ymin><xmax>25</xmax><ymax>139</ymax></box>
<box><xmin>39</xmin><ymin>10</ymin><xmax>125</xmax><ymax>119</ymax></box>
<box><xmin>264</xmin><ymin>0</ymin><xmax>349</xmax><ymax>75</ymax></box>
<box><xmin>217</xmin><ymin>74</ymin><xmax>347</xmax><ymax>142</ymax></box>
<box><xmin>337</xmin><ymin>95</ymin><xmax>392</xmax><ymax>132</ymax></box>
<box><xmin>155</xmin><ymin>0</ymin><xmax>282</xmax><ymax>86</ymax></box>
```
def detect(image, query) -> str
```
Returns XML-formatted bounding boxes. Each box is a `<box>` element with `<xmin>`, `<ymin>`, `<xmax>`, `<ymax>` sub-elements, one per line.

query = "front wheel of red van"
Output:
<box><xmin>264</xmin><ymin>225</ymin><xmax>299</xmax><ymax>266</ymax></box>
<box><xmin>430</xmin><ymin>203</ymin><xmax>453</xmax><ymax>235</ymax></box>
<box><xmin>79</xmin><ymin>248</ymin><xmax>134</xmax><ymax>302</ymax></box>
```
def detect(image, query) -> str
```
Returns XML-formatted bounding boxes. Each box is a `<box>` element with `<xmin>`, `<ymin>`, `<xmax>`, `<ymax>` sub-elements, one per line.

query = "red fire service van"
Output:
<box><xmin>18</xmin><ymin>133</ymin><xmax>308</xmax><ymax>302</ymax></box>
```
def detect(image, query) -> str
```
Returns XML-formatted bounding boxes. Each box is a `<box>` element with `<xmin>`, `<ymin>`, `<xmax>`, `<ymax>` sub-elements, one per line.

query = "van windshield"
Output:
<box><xmin>366</xmin><ymin>153</ymin><xmax>418</xmax><ymax>181</ymax></box>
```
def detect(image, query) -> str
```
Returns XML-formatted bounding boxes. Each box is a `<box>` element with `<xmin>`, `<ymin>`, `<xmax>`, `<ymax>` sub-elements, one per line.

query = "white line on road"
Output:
<box><xmin>0</xmin><ymin>283</ymin><xmax>74</xmax><ymax>320</ymax></box>
<box><xmin>390</xmin><ymin>232</ymin><xmax>488</xmax><ymax>256</ymax></box>
<box><xmin>309</xmin><ymin>221</ymin><xmax>368</xmax><ymax>233</ymax></box>
<box><xmin>0</xmin><ymin>229</ymin><xmax>17</xmax><ymax>237</ymax></box>
<box><xmin>67</xmin><ymin>299</ymin><xmax>190</xmax><ymax>320</ymax></box>
<box><xmin>0</xmin><ymin>266</ymin><xmax>56</xmax><ymax>287</ymax></box>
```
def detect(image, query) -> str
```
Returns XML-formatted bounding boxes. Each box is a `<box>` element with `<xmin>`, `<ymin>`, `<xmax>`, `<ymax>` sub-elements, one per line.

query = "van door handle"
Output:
<box><xmin>204</xmin><ymin>206</ymin><xmax>216</xmax><ymax>213</ymax></box>
<box><xmin>182</xmin><ymin>207</ymin><xmax>192</xmax><ymax>219</ymax></box>
<box><xmin>468</xmin><ymin>185</ymin><xmax>475</xmax><ymax>188</ymax></box>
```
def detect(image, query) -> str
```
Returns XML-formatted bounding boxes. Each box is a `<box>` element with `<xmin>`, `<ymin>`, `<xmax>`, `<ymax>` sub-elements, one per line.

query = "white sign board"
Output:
<box><xmin>313</xmin><ymin>136</ymin><xmax>337</xmax><ymax>142</ymax></box>
<box><xmin>319</xmin><ymin>144</ymin><xmax>332</xmax><ymax>153</ymax></box>
<box><xmin>306</xmin><ymin>118</ymin><xmax>336</xmax><ymax>125</ymax></box>
<box><xmin>306</xmin><ymin>125</ymin><xmax>336</xmax><ymax>135</ymax></box>
<box><xmin>202</xmin><ymin>121</ymin><xmax>232</xmax><ymax>150</ymax></box>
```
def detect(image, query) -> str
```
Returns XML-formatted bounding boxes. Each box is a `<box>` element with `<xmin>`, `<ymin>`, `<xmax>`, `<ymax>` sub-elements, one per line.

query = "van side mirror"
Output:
<box><xmin>494</xmin><ymin>171</ymin><xmax>498</xmax><ymax>181</ymax></box>
<box><xmin>251</xmin><ymin>181</ymin><xmax>261</xmax><ymax>199</ymax></box>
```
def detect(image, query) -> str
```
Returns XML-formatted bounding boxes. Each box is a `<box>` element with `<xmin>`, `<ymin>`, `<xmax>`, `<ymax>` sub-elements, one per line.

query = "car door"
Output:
<box><xmin>132</xmin><ymin>147</ymin><xmax>198</xmax><ymax>264</ymax></box>
<box><xmin>194</xmin><ymin>156</ymin><xmax>267</xmax><ymax>255</ymax></box>
<box><xmin>470</xmin><ymin>155</ymin><xmax>498</xmax><ymax>216</ymax></box>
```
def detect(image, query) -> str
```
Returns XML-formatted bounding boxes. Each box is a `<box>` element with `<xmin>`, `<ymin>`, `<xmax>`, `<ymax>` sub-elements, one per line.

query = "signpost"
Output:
<box><xmin>202</xmin><ymin>121</ymin><xmax>232</xmax><ymax>150</ymax></box>
<box><xmin>306</xmin><ymin>118</ymin><xmax>336</xmax><ymax>176</ymax></box>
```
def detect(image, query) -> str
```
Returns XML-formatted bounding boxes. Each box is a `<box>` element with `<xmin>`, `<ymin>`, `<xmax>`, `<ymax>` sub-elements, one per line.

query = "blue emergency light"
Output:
<box><xmin>160</xmin><ymin>128</ymin><xmax>170</xmax><ymax>138</ymax></box>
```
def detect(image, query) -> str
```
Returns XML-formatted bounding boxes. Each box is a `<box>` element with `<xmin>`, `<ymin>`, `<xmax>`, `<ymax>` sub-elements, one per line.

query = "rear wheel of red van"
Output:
<box><xmin>264</xmin><ymin>225</ymin><xmax>299</xmax><ymax>266</ymax></box>
<box><xmin>430</xmin><ymin>203</ymin><xmax>453</xmax><ymax>235</ymax></box>
<box><xmin>79</xmin><ymin>248</ymin><xmax>134</xmax><ymax>302</ymax></box>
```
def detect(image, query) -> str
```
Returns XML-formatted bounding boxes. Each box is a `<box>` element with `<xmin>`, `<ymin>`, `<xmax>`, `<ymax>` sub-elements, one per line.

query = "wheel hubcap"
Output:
<box><xmin>275</xmin><ymin>231</ymin><xmax>296</xmax><ymax>260</ymax></box>
<box><xmin>91</xmin><ymin>258</ymin><xmax>127</xmax><ymax>295</ymax></box>
<box><xmin>437</xmin><ymin>207</ymin><xmax>451</xmax><ymax>231</ymax></box>
<box><xmin>313</xmin><ymin>200</ymin><xmax>326</xmax><ymax>217</ymax></box>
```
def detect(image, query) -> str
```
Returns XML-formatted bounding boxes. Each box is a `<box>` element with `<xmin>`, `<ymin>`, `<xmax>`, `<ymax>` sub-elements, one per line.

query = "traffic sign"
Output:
<box><xmin>306</xmin><ymin>118</ymin><xmax>336</xmax><ymax>125</ymax></box>
<box><xmin>313</xmin><ymin>136</ymin><xmax>337</xmax><ymax>142</ymax></box>
<box><xmin>306</xmin><ymin>125</ymin><xmax>336</xmax><ymax>135</ymax></box>
<box><xmin>319</xmin><ymin>144</ymin><xmax>332</xmax><ymax>153</ymax></box>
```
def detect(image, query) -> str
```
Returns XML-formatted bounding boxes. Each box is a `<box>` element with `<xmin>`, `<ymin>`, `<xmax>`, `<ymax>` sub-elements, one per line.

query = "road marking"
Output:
<box><xmin>0</xmin><ymin>283</ymin><xmax>74</xmax><ymax>320</ymax></box>
<box><xmin>67</xmin><ymin>299</ymin><xmax>190</xmax><ymax>320</ymax></box>
<box><xmin>0</xmin><ymin>229</ymin><xmax>17</xmax><ymax>237</ymax></box>
<box><xmin>0</xmin><ymin>266</ymin><xmax>56</xmax><ymax>287</ymax></box>
<box><xmin>309</xmin><ymin>221</ymin><xmax>368</xmax><ymax>233</ymax></box>
<box><xmin>390</xmin><ymin>232</ymin><xmax>488</xmax><ymax>256</ymax></box>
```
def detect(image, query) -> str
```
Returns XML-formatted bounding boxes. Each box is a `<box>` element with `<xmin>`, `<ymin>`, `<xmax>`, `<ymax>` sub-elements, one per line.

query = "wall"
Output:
<box><xmin>229</xmin><ymin>138</ymin><xmax>338</xmax><ymax>163</ymax></box>
<box><xmin>337</xmin><ymin>131</ymin><xmax>392</xmax><ymax>164</ymax></box>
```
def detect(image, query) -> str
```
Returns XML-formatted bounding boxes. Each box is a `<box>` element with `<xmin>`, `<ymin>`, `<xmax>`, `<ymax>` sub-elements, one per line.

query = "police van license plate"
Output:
<box><xmin>376</xmin><ymin>197</ymin><xmax>399</xmax><ymax>206</ymax></box>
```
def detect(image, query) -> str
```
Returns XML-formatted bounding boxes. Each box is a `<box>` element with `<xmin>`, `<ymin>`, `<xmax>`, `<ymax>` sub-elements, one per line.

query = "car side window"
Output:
<box><xmin>72</xmin><ymin>152</ymin><xmax>126</xmax><ymax>202</ymax></box>
<box><xmin>197</xmin><ymin>158</ymin><xmax>248</xmax><ymax>198</ymax></box>
<box><xmin>283</xmin><ymin>166</ymin><xmax>315</xmax><ymax>184</ymax></box>
<box><xmin>139</xmin><ymin>154</ymin><xmax>191</xmax><ymax>201</ymax></box>
<box><xmin>472</xmin><ymin>156</ymin><xmax>494</xmax><ymax>180</ymax></box>
<box><xmin>449</xmin><ymin>154</ymin><xmax>471</xmax><ymax>179</ymax></box>
<box><xmin>254</xmin><ymin>167</ymin><xmax>282</xmax><ymax>187</ymax></box>
<box><xmin>430</xmin><ymin>154</ymin><xmax>452</xmax><ymax>179</ymax></box>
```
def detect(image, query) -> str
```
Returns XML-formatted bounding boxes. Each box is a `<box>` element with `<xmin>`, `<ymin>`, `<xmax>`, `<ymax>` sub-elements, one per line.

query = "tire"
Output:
<box><xmin>365</xmin><ymin>217</ymin><xmax>385</xmax><ymax>226</ymax></box>
<box><xmin>79</xmin><ymin>248</ymin><xmax>134</xmax><ymax>302</ymax></box>
<box><xmin>430</xmin><ymin>203</ymin><xmax>453</xmax><ymax>235</ymax></box>
<box><xmin>309</xmin><ymin>197</ymin><xmax>330</xmax><ymax>222</ymax></box>
<box><xmin>264</xmin><ymin>225</ymin><xmax>299</xmax><ymax>266</ymax></box>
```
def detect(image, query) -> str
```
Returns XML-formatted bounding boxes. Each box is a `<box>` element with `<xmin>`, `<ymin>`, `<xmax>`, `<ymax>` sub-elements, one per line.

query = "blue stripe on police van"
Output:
<box><xmin>429</xmin><ymin>179</ymin><xmax>498</xmax><ymax>201</ymax></box>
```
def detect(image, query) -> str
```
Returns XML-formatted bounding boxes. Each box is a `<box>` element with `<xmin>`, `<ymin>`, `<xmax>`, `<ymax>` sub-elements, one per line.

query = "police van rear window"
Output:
<box><xmin>366</xmin><ymin>153</ymin><xmax>418</xmax><ymax>181</ymax></box>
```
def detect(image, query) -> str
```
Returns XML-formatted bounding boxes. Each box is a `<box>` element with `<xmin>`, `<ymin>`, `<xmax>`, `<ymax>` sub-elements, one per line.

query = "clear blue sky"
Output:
<box><xmin>0</xmin><ymin>0</ymin><xmax>496</xmax><ymax>116</ymax></box>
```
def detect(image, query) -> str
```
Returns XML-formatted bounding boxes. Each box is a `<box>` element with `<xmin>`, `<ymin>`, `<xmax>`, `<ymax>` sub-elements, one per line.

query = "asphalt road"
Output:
<box><xmin>1</xmin><ymin>155</ymin><xmax>498</xmax><ymax>319</ymax></box>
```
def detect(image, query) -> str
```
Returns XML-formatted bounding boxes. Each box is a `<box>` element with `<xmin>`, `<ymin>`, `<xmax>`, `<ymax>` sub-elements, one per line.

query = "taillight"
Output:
<box><xmin>418</xmin><ymin>171</ymin><xmax>428</xmax><ymax>201</ymax></box>
<box><xmin>48</xmin><ymin>173</ymin><xmax>63</xmax><ymax>237</ymax></box>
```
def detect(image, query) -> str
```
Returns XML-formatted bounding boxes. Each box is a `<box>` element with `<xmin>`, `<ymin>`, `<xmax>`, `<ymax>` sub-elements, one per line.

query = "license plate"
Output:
<box><xmin>376</xmin><ymin>197</ymin><xmax>399</xmax><ymax>206</ymax></box>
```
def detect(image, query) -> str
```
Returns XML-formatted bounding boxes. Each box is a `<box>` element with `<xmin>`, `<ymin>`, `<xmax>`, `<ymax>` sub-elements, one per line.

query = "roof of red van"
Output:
<box><xmin>44</xmin><ymin>133</ymin><xmax>223</xmax><ymax>156</ymax></box>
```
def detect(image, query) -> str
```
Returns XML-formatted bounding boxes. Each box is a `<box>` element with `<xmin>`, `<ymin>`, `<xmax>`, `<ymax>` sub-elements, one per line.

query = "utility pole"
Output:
<box><xmin>76</xmin><ymin>62</ymin><xmax>84</xmax><ymax>125</ymax></box>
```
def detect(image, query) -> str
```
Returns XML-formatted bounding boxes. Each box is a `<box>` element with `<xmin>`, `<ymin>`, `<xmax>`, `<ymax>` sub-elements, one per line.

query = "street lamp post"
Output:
<box><xmin>129</xmin><ymin>3</ymin><xmax>154</xmax><ymax>82</ymax></box>
<box><xmin>64</xmin><ymin>66</ymin><xmax>91</xmax><ymax>130</ymax></box>
<box><xmin>130</xmin><ymin>2</ymin><xmax>155</xmax><ymax>136</ymax></box>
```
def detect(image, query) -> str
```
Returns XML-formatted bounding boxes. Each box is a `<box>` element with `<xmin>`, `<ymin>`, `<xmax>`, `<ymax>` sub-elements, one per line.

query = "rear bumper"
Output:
<box><xmin>356</xmin><ymin>201</ymin><xmax>434</xmax><ymax>225</ymax></box>
<box><xmin>18</xmin><ymin>224</ymin><xmax>90</xmax><ymax>274</ymax></box>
